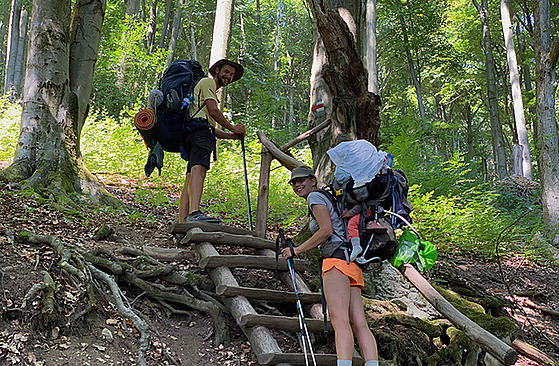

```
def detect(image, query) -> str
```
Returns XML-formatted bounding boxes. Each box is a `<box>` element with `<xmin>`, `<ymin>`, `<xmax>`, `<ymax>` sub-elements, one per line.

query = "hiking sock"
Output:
<box><xmin>350</xmin><ymin>244</ymin><xmax>363</xmax><ymax>261</ymax></box>
<box><xmin>365</xmin><ymin>361</ymin><xmax>379</xmax><ymax>366</ymax></box>
<box><xmin>337</xmin><ymin>360</ymin><xmax>352</xmax><ymax>366</ymax></box>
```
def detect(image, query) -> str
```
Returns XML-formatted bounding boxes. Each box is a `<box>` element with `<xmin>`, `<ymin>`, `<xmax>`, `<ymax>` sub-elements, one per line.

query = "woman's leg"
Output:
<box><xmin>348</xmin><ymin>286</ymin><xmax>378</xmax><ymax>362</ymax></box>
<box><xmin>323</xmin><ymin>268</ymin><xmax>354</xmax><ymax>360</ymax></box>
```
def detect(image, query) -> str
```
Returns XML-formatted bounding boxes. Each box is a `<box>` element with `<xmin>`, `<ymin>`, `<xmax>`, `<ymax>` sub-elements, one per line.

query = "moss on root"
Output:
<box><xmin>435</xmin><ymin>285</ymin><xmax>517</xmax><ymax>339</ymax></box>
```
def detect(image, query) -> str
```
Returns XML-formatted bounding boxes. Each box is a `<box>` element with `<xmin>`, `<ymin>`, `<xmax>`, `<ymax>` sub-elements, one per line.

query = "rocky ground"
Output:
<box><xmin>0</xmin><ymin>175</ymin><xmax>558</xmax><ymax>365</ymax></box>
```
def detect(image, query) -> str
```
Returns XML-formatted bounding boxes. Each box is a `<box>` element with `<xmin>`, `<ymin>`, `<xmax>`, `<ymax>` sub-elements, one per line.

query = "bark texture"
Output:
<box><xmin>307</xmin><ymin>0</ymin><xmax>381</xmax><ymax>182</ymax></box>
<box><xmin>533</xmin><ymin>0</ymin><xmax>559</xmax><ymax>231</ymax></box>
<box><xmin>0</xmin><ymin>0</ymin><xmax>116</xmax><ymax>206</ymax></box>
<box><xmin>166</xmin><ymin>0</ymin><xmax>185</xmax><ymax>66</ymax></box>
<box><xmin>209</xmin><ymin>0</ymin><xmax>234</xmax><ymax>67</ymax></box>
<box><xmin>4</xmin><ymin>0</ymin><xmax>21</xmax><ymax>98</ymax></box>
<box><xmin>500</xmin><ymin>0</ymin><xmax>532</xmax><ymax>179</ymax></box>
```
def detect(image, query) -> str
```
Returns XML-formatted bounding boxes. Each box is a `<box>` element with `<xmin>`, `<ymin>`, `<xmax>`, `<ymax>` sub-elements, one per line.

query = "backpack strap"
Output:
<box><xmin>308</xmin><ymin>189</ymin><xmax>352</xmax><ymax>262</ymax></box>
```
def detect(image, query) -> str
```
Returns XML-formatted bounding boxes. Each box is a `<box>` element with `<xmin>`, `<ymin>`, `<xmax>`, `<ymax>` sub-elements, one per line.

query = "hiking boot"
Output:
<box><xmin>186</xmin><ymin>210</ymin><xmax>222</xmax><ymax>224</ymax></box>
<box><xmin>365</xmin><ymin>220</ymin><xmax>388</xmax><ymax>234</ymax></box>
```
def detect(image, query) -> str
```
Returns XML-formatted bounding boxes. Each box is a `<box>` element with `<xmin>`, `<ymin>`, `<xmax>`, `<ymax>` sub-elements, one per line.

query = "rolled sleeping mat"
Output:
<box><xmin>134</xmin><ymin>109</ymin><xmax>157</xmax><ymax>150</ymax></box>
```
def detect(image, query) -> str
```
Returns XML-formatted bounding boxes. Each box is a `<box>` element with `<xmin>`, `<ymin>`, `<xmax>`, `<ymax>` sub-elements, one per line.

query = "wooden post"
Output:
<box><xmin>401</xmin><ymin>264</ymin><xmax>518</xmax><ymax>365</ymax></box>
<box><xmin>256</xmin><ymin>146</ymin><xmax>273</xmax><ymax>238</ymax></box>
<box><xmin>256</xmin><ymin>130</ymin><xmax>304</xmax><ymax>170</ymax></box>
<box><xmin>194</xmin><ymin>229</ymin><xmax>291</xmax><ymax>366</ymax></box>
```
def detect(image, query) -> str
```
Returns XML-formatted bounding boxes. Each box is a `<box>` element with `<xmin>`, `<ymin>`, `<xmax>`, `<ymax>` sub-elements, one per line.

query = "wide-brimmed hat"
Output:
<box><xmin>289</xmin><ymin>165</ymin><xmax>315</xmax><ymax>184</ymax></box>
<box><xmin>209</xmin><ymin>59</ymin><xmax>244</xmax><ymax>82</ymax></box>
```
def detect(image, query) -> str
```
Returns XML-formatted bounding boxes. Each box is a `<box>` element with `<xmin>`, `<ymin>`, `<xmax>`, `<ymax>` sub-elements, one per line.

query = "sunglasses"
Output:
<box><xmin>289</xmin><ymin>177</ymin><xmax>309</xmax><ymax>186</ymax></box>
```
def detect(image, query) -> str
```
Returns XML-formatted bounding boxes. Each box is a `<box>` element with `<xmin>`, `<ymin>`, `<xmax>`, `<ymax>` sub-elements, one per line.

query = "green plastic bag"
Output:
<box><xmin>391</xmin><ymin>228</ymin><xmax>437</xmax><ymax>271</ymax></box>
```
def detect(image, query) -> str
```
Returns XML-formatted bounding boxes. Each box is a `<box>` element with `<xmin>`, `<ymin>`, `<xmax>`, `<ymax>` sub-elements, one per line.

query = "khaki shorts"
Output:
<box><xmin>322</xmin><ymin>258</ymin><xmax>364</xmax><ymax>289</ymax></box>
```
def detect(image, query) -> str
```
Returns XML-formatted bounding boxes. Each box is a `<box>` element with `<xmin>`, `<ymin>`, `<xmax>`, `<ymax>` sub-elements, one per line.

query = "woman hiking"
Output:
<box><xmin>281</xmin><ymin>165</ymin><xmax>379</xmax><ymax>366</ymax></box>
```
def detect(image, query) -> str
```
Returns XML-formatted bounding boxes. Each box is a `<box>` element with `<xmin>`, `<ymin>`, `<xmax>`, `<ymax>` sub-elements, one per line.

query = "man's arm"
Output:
<box><xmin>206</xmin><ymin>99</ymin><xmax>245</xmax><ymax>137</ymax></box>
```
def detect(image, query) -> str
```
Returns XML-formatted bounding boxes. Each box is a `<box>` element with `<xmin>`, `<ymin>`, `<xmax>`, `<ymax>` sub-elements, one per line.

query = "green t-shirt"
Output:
<box><xmin>190</xmin><ymin>77</ymin><xmax>219</xmax><ymax>127</ymax></box>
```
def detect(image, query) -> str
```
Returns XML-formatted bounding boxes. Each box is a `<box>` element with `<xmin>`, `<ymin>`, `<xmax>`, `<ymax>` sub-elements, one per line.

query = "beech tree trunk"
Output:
<box><xmin>500</xmin><ymin>0</ymin><xmax>533</xmax><ymax>179</ymax></box>
<box><xmin>398</xmin><ymin>11</ymin><xmax>426</xmax><ymax>120</ymax></box>
<box><xmin>126</xmin><ymin>0</ymin><xmax>141</xmax><ymax>18</ymax></box>
<box><xmin>0</xmin><ymin>0</ymin><xmax>115</xmax><ymax>205</ymax></box>
<box><xmin>166</xmin><ymin>0</ymin><xmax>185</xmax><ymax>66</ymax></box>
<box><xmin>307</xmin><ymin>0</ymin><xmax>381</xmax><ymax>182</ymax></box>
<box><xmin>145</xmin><ymin>0</ymin><xmax>157</xmax><ymax>51</ymax></box>
<box><xmin>365</xmin><ymin>0</ymin><xmax>378</xmax><ymax>94</ymax></box>
<box><xmin>473</xmin><ymin>0</ymin><xmax>508</xmax><ymax>180</ymax></box>
<box><xmin>12</xmin><ymin>6</ymin><xmax>28</xmax><ymax>98</ymax></box>
<box><xmin>209</xmin><ymin>0</ymin><xmax>234</xmax><ymax>67</ymax></box>
<box><xmin>4</xmin><ymin>0</ymin><xmax>21</xmax><ymax>98</ymax></box>
<box><xmin>159</xmin><ymin>0</ymin><xmax>172</xmax><ymax>50</ymax></box>
<box><xmin>533</xmin><ymin>0</ymin><xmax>559</xmax><ymax>231</ymax></box>
<box><xmin>70</xmin><ymin>0</ymin><xmax>107</xmax><ymax>151</ymax></box>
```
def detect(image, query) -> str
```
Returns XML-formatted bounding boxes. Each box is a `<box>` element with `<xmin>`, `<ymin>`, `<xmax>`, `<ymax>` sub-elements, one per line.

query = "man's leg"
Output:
<box><xmin>178</xmin><ymin>173</ymin><xmax>191</xmax><ymax>223</ymax></box>
<box><xmin>188</xmin><ymin>165</ymin><xmax>207</xmax><ymax>214</ymax></box>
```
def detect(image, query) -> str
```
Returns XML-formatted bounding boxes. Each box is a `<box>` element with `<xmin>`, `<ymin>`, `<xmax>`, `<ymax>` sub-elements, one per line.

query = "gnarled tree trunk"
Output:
<box><xmin>307</xmin><ymin>0</ymin><xmax>381</xmax><ymax>182</ymax></box>
<box><xmin>0</xmin><ymin>0</ymin><xmax>115</xmax><ymax>205</ymax></box>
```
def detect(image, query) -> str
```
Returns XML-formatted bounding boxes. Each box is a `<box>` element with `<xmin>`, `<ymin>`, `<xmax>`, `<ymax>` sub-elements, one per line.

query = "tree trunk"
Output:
<box><xmin>159</xmin><ymin>0</ymin><xmax>172</xmax><ymax>50</ymax></box>
<box><xmin>126</xmin><ymin>0</ymin><xmax>141</xmax><ymax>18</ymax></box>
<box><xmin>307</xmin><ymin>0</ymin><xmax>381</xmax><ymax>183</ymax></box>
<box><xmin>209</xmin><ymin>0</ymin><xmax>234</xmax><ymax>67</ymax></box>
<box><xmin>533</xmin><ymin>0</ymin><xmax>559</xmax><ymax>231</ymax></box>
<box><xmin>0</xmin><ymin>0</ymin><xmax>116</xmax><ymax>206</ymax></box>
<box><xmin>4</xmin><ymin>0</ymin><xmax>21</xmax><ymax>98</ymax></box>
<box><xmin>473</xmin><ymin>0</ymin><xmax>508</xmax><ymax>179</ymax></box>
<box><xmin>166</xmin><ymin>0</ymin><xmax>185</xmax><ymax>66</ymax></box>
<box><xmin>399</xmin><ymin>11</ymin><xmax>426</xmax><ymax>120</ymax></box>
<box><xmin>188</xmin><ymin>15</ymin><xmax>197</xmax><ymax>59</ymax></box>
<box><xmin>12</xmin><ymin>6</ymin><xmax>28</xmax><ymax>98</ymax></box>
<box><xmin>145</xmin><ymin>0</ymin><xmax>157</xmax><ymax>51</ymax></box>
<box><xmin>500</xmin><ymin>0</ymin><xmax>533</xmax><ymax>179</ymax></box>
<box><xmin>365</xmin><ymin>0</ymin><xmax>378</xmax><ymax>94</ymax></box>
<box><xmin>516</xmin><ymin>21</ymin><xmax>535</xmax><ymax>134</ymax></box>
<box><xmin>70</xmin><ymin>0</ymin><xmax>107</xmax><ymax>150</ymax></box>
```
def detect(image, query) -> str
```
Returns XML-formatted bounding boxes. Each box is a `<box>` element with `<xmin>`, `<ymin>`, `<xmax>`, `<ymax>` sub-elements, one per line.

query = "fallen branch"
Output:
<box><xmin>401</xmin><ymin>264</ymin><xmax>518</xmax><ymax>365</ymax></box>
<box><xmin>511</xmin><ymin>339</ymin><xmax>556</xmax><ymax>365</ymax></box>
<box><xmin>280</xmin><ymin>118</ymin><xmax>331</xmax><ymax>151</ymax></box>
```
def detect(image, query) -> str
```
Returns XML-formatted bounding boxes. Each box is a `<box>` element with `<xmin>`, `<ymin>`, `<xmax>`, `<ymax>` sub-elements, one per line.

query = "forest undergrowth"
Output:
<box><xmin>1</xmin><ymin>106</ymin><xmax>559</xmax><ymax>365</ymax></box>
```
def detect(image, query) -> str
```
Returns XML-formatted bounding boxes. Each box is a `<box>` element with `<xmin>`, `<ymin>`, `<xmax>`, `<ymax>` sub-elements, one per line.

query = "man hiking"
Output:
<box><xmin>178</xmin><ymin>59</ymin><xmax>246</xmax><ymax>223</ymax></box>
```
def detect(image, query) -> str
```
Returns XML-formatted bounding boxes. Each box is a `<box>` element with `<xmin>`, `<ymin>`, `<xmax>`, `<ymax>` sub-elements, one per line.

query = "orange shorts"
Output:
<box><xmin>321</xmin><ymin>258</ymin><xmax>364</xmax><ymax>289</ymax></box>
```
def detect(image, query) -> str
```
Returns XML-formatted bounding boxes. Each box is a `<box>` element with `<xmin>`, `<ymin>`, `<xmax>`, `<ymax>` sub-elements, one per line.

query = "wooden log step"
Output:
<box><xmin>168</xmin><ymin>222</ymin><xmax>256</xmax><ymax>236</ymax></box>
<box><xmin>200</xmin><ymin>255</ymin><xmax>307</xmax><ymax>272</ymax></box>
<box><xmin>239</xmin><ymin>313</ymin><xmax>332</xmax><ymax>333</ymax></box>
<box><xmin>183</xmin><ymin>230</ymin><xmax>276</xmax><ymax>250</ymax></box>
<box><xmin>216</xmin><ymin>284</ymin><xmax>322</xmax><ymax>304</ymax></box>
<box><xmin>257</xmin><ymin>352</ymin><xmax>364</xmax><ymax>366</ymax></box>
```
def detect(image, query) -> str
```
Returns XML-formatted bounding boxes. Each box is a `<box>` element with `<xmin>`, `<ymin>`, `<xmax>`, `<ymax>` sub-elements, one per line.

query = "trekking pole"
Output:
<box><xmin>277</xmin><ymin>229</ymin><xmax>317</xmax><ymax>366</ymax></box>
<box><xmin>240</xmin><ymin>136</ymin><xmax>253</xmax><ymax>230</ymax></box>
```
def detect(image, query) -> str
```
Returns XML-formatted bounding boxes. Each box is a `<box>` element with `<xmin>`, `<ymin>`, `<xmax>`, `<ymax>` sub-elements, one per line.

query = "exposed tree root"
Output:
<box><xmin>0</xmin><ymin>160</ymin><xmax>123</xmax><ymax>210</ymax></box>
<box><xmin>15</xmin><ymin>230</ymin><xmax>230</xmax><ymax>364</ymax></box>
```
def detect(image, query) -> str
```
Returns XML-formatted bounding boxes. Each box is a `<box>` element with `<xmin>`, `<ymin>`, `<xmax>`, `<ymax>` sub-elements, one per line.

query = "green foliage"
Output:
<box><xmin>202</xmin><ymin>139</ymin><xmax>310</xmax><ymax>227</ymax></box>
<box><xmin>409</xmin><ymin>183</ymin><xmax>542</xmax><ymax>260</ymax></box>
<box><xmin>0</xmin><ymin>100</ymin><xmax>21</xmax><ymax>162</ymax></box>
<box><xmin>93</xmin><ymin>4</ymin><xmax>169</xmax><ymax>119</ymax></box>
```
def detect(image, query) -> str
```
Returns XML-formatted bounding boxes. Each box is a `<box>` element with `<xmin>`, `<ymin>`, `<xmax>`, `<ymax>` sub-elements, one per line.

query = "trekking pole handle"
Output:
<box><xmin>278</xmin><ymin>229</ymin><xmax>297</xmax><ymax>258</ymax></box>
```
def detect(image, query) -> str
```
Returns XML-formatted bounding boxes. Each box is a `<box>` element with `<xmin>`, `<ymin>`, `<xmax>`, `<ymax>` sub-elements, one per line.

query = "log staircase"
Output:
<box><xmin>169</xmin><ymin>222</ymin><xmax>366</xmax><ymax>366</ymax></box>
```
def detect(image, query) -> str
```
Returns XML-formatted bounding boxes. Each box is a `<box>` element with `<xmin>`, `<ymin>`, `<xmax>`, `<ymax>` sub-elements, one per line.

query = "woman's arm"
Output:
<box><xmin>281</xmin><ymin>204</ymin><xmax>333</xmax><ymax>258</ymax></box>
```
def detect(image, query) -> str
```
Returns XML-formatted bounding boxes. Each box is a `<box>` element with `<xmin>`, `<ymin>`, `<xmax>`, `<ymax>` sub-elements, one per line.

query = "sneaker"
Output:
<box><xmin>365</xmin><ymin>220</ymin><xmax>388</xmax><ymax>234</ymax></box>
<box><xmin>186</xmin><ymin>210</ymin><xmax>222</xmax><ymax>223</ymax></box>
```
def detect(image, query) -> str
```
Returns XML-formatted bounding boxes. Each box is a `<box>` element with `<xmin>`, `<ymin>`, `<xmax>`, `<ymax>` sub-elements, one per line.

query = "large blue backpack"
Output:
<box><xmin>155</xmin><ymin>60</ymin><xmax>207</xmax><ymax>153</ymax></box>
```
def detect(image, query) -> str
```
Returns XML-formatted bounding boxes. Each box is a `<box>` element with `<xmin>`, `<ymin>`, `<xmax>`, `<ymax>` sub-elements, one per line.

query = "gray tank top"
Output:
<box><xmin>307</xmin><ymin>191</ymin><xmax>347</xmax><ymax>257</ymax></box>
